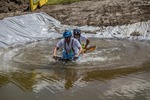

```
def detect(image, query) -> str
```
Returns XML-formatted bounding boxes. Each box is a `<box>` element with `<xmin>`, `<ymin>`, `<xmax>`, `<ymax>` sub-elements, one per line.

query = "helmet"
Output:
<box><xmin>63</xmin><ymin>30</ymin><xmax>72</xmax><ymax>38</ymax></box>
<box><xmin>73</xmin><ymin>28</ymin><xmax>81</xmax><ymax>35</ymax></box>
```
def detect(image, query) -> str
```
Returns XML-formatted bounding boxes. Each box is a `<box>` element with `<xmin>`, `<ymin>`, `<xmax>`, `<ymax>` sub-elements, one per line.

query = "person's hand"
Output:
<box><xmin>84</xmin><ymin>46</ymin><xmax>87</xmax><ymax>49</ymax></box>
<box><xmin>83</xmin><ymin>49</ymin><xmax>87</xmax><ymax>53</ymax></box>
<box><xmin>73</xmin><ymin>55</ymin><xmax>79</xmax><ymax>60</ymax></box>
<box><xmin>82</xmin><ymin>45</ymin><xmax>87</xmax><ymax>53</ymax></box>
<box><xmin>53</xmin><ymin>56</ymin><xmax>57</xmax><ymax>60</ymax></box>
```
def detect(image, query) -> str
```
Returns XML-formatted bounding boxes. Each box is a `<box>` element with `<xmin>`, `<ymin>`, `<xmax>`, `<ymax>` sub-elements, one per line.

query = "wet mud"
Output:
<box><xmin>0</xmin><ymin>0</ymin><xmax>150</xmax><ymax>27</ymax></box>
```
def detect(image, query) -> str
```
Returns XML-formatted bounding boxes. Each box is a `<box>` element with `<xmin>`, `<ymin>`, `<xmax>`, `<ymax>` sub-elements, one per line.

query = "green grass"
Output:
<box><xmin>47</xmin><ymin>0</ymin><xmax>80</xmax><ymax>5</ymax></box>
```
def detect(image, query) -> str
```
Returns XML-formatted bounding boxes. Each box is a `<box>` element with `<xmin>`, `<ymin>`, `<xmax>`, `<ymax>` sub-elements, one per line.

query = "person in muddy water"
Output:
<box><xmin>73</xmin><ymin>28</ymin><xmax>96</xmax><ymax>53</ymax></box>
<box><xmin>53</xmin><ymin>30</ymin><xmax>82</xmax><ymax>61</ymax></box>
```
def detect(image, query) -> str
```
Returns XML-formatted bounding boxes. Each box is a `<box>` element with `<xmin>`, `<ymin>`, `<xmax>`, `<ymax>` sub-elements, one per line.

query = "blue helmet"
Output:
<box><xmin>73</xmin><ymin>28</ymin><xmax>81</xmax><ymax>35</ymax></box>
<box><xmin>63</xmin><ymin>30</ymin><xmax>72</xmax><ymax>38</ymax></box>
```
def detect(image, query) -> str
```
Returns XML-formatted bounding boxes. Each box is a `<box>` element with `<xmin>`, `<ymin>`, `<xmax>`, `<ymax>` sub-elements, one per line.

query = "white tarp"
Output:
<box><xmin>0</xmin><ymin>12</ymin><xmax>63</xmax><ymax>48</ymax></box>
<box><xmin>0</xmin><ymin>12</ymin><xmax>150</xmax><ymax>49</ymax></box>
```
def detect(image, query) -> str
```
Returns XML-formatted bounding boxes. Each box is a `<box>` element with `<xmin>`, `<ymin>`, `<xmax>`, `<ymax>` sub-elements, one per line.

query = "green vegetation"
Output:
<box><xmin>48</xmin><ymin>0</ymin><xmax>80</xmax><ymax>5</ymax></box>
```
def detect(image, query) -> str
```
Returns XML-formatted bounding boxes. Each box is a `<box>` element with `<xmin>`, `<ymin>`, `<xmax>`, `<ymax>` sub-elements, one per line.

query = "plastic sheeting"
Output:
<box><xmin>80</xmin><ymin>21</ymin><xmax>150</xmax><ymax>40</ymax></box>
<box><xmin>0</xmin><ymin>12</ymin><xmax>150</xmax><ymax>49</ymax></box>
<box><xmin>0</xmin><ymin>12</ymin><xmax>63</xmax><ymax>49</ymax></box>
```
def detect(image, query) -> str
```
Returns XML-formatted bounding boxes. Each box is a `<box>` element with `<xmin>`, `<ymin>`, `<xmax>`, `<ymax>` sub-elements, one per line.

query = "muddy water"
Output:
<box><xmin>0</xmin><ymin>39</ymin><xmax>150</xmax><ymax>100</ymax></box>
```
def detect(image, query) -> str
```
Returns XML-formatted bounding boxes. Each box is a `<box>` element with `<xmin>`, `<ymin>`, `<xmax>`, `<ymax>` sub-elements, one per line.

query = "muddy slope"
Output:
<box><xmin>0</xmin><ymin>0</ymin><xmax>150</xmax><ymax>26</ymax></box>
<box><xmin>35</xmin><ymin>0</ymin><xmax>150</xmax><ymax>26</ymax></box>
<box><xmin>0</xmin><ymin>0</ymin><xmax>29</xmax><ymax>13</ymax></box>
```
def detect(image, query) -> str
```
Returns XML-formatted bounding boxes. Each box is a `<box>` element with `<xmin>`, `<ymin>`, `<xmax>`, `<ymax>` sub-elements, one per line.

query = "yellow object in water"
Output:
<box><xmin>82</xmin><ymin>44</ymin><xmax>96</xmax><ymax>53</ymax></box>
<box><xmin>30</xmin><ymin>0</ymin><xmax>48</xmax><ymax>11</ymax></box>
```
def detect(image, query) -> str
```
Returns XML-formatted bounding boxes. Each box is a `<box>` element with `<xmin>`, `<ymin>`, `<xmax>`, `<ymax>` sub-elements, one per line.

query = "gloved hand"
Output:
<box><xmin>53</xmin><ymin>56</ymin><xmax>57</xmax><ymax>60</ymax></box>
<box><xmin>73</xmin><ymin>55</ymin><xmax>79</xmax><ymax>60</ymax></box>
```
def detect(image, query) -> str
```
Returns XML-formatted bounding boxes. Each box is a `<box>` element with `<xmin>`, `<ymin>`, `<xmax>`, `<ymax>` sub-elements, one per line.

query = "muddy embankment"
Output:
<box><xmin>0</xmin><ymin>0</ymin><xmax>150</xmax><ymax>27</ymax></box>
<box><xmin>0</xmin><ymin>0</ymin><xmax>29</xmax><ymax>17</ymax></box>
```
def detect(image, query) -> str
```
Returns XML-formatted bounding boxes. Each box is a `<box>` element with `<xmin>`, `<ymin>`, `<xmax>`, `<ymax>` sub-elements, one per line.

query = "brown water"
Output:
<box><xmin>0</xmin><ymin>39</ymin><xmax>150</xmax><ymax>100</ymax></box>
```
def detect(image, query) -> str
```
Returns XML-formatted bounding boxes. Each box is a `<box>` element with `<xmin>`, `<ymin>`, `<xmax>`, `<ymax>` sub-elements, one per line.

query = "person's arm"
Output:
<box><xmin>53</xmin><ymin>46</ymin><xmax>59</xmax><ymax>56</ymax></box>
<box><xmin>53</xmin><ymin>39</ymin><xmax>63</xmax><ymax>59</ymax></box>
<box><xmin>76</xmin><ymin>46</ymin><xmax>82</xmax><ymax>57</ymax></box>
<box><xmin>85</xmin><ymin>38</ymin><xmax>90</xmax><ymax>49</ymax></box>
<box><xmin>74</xmin><ymin>39</ymin><xmax>82</xmax><ymax>57</ymax></box>
<box><xmin>53</xmin><ymin>46</ymin><xmax>59</xmax><ymax>59</ymax></box>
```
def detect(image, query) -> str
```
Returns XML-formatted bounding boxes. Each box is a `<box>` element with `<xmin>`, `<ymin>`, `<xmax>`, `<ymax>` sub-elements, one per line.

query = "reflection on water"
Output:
<box><xmin>0</xmin><ymin>39</ymin><xmax>150</xmax><ymax>100</ymax></box>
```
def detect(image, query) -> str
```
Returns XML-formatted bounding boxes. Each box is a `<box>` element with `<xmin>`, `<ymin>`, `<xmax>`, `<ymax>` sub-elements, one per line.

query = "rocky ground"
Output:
<box><xmin>0</xmin><ymin>0</ymin><xmax>150</xmax><ymax>26</ymax></box>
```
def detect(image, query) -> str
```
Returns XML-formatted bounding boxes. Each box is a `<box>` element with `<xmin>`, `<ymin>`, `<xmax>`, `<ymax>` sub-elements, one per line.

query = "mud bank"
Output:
<box><xmin>0</xmin><ymin>0</ymin><xmax>29</xmax><ymax>13</ymax></box>
<box><xmin>0</xmin><ymin>0</ymin><xmax>150</xmax><ymax>26</ymax></box>
<box><xmin>38</xmin><ymin>0</ymin><xmax>150</xmax><ymax>26</ymax></box>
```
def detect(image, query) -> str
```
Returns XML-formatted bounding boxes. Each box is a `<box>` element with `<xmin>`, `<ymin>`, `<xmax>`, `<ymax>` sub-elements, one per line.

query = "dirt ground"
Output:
<box><xmin>0</xmin><ymin>0</ymin><xmax>29</xmax><ymax>12</ymax></box>
<box><xmin>0</xmin><ymin>0</ymin><xmax>150</xmax><ymax>26</ymax></box>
